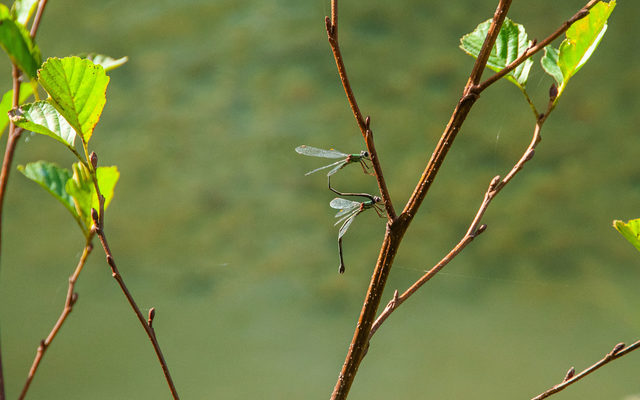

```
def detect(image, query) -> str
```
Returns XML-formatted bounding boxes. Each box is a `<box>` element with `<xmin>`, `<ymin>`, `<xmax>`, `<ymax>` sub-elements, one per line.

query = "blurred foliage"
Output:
<box><xmin>0</xmin><ymin>0</ymin><xmax>638</xmax><ymax>399</ymax></box>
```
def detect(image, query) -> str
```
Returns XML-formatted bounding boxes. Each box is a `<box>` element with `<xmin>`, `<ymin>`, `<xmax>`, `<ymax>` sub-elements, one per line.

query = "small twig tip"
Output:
<box><xmin>476</xmin><ymin>224</ymin><xmax>487</xmax><ymax>235</ymax></box>
<box><xmin>610</xmin><ymin>343</ymin><xmax>625</xmax><ymax>356</ymax></box>
<box><xmin>90</xmin><ymin>151</ymin><xmax>98</xmax><ymax>169</ymax></box>
<box><xmin>563</xmin><ymin>366</ymin><xmax>575</xmax><ymax>381</ymax></box>
<box><xmin>91</xmin><ymin>208</ymin><xmax>99</xmax><ymax>224</ymax></box>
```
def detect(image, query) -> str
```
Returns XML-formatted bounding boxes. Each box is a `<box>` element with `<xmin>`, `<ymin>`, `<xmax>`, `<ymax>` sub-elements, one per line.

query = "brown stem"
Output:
<box><xmin>532</xmin><ymin>340</ymin><xmax>640</xmax><ymax>400</ymax></box>
<box><xmin>0</xmin><ymin>6</ymin><xmax>50</xmax><ymax>397</ymax></box>
<box><xmin>329</xmin><ymin>2</ymin><xmax>513</xmax><ymax>398</ymax></box>
<box><xmin>91</xmin><ymin>206</ymin><xmax>179</xmax><ymax>399</ymax></box>
<box><xmin>18</xmin><ymin>238</ymin><xmax>94</xmax><ymax>400</ymax></box>
<box><xmin>371</xmin><ymin>107</ymin><xmax>550</xmax><ymax>340</ymax></box>
<box><xmin>0</xmin><ymin>65</ymin><xmax>23</xmax><ymax>400</ymax></box>
<box><xmin>326</xmin><ymin>2</ymin><xmax>396</xmax><ymax>221</ymax></box>
<box><xmin>328</xmin><ymin>0</ymin><xmax>612</xmax><ymax>397</ymax></box>
<box><xmin>29</xmin><ymin>0</ymin><xmax>49</xmax><ymax>38</ymax></box>
<box><xmin>364</xmin><ymin>127</ymin><xmax>395</xmax><ymax>221</ymax></box>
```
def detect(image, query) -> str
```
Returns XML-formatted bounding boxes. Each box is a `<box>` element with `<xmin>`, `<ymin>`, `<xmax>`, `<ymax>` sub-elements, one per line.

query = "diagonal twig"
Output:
<box><xmin>532</xmin><ymin>340</ymin><xmax>640</xmax><ymax>400</ymax></box>
<box><xmin>371</xmin><ymin>102</ymin><xmax>552</xmax><ymax>340</ymax></box>
<box><xmin>18</xmin><ymin>237</ymin><xmax>93</xmax><ymax>400</ymax></box>
<box><xmin>89</xmin><ymin>152</ymin><xmax>179</xmax><ymax>399</ymax></box>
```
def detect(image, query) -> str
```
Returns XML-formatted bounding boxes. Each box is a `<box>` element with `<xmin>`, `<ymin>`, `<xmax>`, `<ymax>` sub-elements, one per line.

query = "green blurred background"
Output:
<box><xmin>0</xmin><ymin>0</ymin><xmax>638</xmax><ymax>398</ymax></box>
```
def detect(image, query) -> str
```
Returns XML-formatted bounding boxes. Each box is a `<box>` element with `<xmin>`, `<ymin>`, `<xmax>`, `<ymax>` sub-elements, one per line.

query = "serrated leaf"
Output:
<box><xmin>18</xmin><ymin>161</ymin><xmax>87</xmax><ymax>233</ymax></box>
<box><xmin>613</xmin><ymin>218</ymin><xmax>640</xmax><ymax>253</ymax></box>
<box><xmin>0</xmin><ymin>12</ymin><xmax>41</xmax><ymax>78</ymax></box>
<box><xmin>542</xmin><ymin>1</ymin><xmax>616</xmax><ymax>100</ymax></box>
<box><xmin>11</xmin><ymin>0</ymin><xmax>39</xmax><ymax>26</ymax></box>
<box><xmin>9</xmin><ymin>100</ymin><xmax>76</xmax><ymax>149</ymax></box>
<box><xmin>81</xmin><ymin>53</ymin><xmax>128</xmax><ymax>72</ymax></box>
<box><xmin>37</xmin><ymin>57</ymin><xmax>110</xmax><ymax>144</ymax></box>
<box><xmin>0</xmin><ymin>82</ymin><xmax>33</xmax><ymax>136</ymax></box>
<box><xmin>65</xmin><ymin>162</ymin><xmax>119</xmax><ymax>229</ymax></box>
<box><xmin>460</xmin><ymin>17</ymin><xmax>534</xmax><ymax>88</ymax></box>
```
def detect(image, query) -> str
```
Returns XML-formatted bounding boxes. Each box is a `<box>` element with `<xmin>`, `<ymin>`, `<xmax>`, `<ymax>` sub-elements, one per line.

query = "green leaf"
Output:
<box><xmin>540</xmin><ymin>46</ymin><xmax>563</xmax><ymax>87</ymax></box>
<box><xmin>0</xmin><ymin>13</ymin><xmax>41</xmax><ymax>78</ymax></box>
<box><xmin>541</xmin><ymin>1</ymin><xmax>616</xmax><ymax>99</ymax></box>
<box><xmin>9</xmin><ymin>100</ymin><xmax>76</xmax><ymax>149</ymax></box>
<box><xmin>460</xmin><ymin>17</ymin><xmax>534</xmax><ymax>88</ymax></box>
<box><xmin>11</xmin><ymin>0</ymin><xmax>39</xmax><ymax>26</ymax></box>
<box><xmin>18</xmin><ymin>161</ymin><xmax>85</xmax><ymax>231</ymax></box>
<box><xmin>37</xmin><ymin>57</ymin><xmax>110</xmax><ymax>144</ymax></box>
<box><xmin>0</xmin><ymin>82</ymin><xmax>33</xmax><ymax>136</ymax></box>
<box><xmin>65</xmin><ymin>162</ymin><xmax>119</xmax><ymax>229</ymax></box>
<box><xmin>613</xmin><ymin>218</ymin><xmax>640</xmax><ymax>253</ymax></box>
<box><xmin>81</xmin><ymin>53</ymin><xmax>128</xmax><ymax>72</ymax></box>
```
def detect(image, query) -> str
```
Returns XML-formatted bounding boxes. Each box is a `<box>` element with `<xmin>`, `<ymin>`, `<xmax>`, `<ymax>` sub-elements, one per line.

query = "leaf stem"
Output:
<box><xmin>18</xmin><ymin>237</ymin><xmax>94</xmax><ymax>400</ymax></box>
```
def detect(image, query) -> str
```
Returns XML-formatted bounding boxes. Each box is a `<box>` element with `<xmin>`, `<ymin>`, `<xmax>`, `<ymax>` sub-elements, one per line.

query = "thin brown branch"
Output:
<box><xmin>329</xmin><ymin>2</ymin><xmax>513</xmax><ymax>398</ymax></box>
<box><xmin>476</xmin><ymin>0</ymin><xmax>600</xmax><ymax>92</ymax></box>
<box><xmin>29</xmin><ymin>0</ymin><xmax>49</xmax><ymax>38</ymax></box>
<box><xmin>325</xmin><ymin>1</ymin><xmax>396</xmax><ymax>220</ymax></box>
<box><xmin>0</xmin><ymin>65</ymin><xmax>21</xmax><ymax>400</ymax></box>
<box><xmin>18</xmin><ymin>237</ymin><xmax>93</xmax><ymax>400</ymax></box>
<box><xmin>365</xmin><ymin>124</ymin><xmax>395</xmax><ymax>221</ymax></box>
<box><xmin>90</xmin><ymin>189</ymin><xmax>179</xmax><ymax>399</ymax></box>
<box><xmin>532</xmin><ymin>340</ymin><xmax>640</xmax><ymax>400</ymax></box>
<box><xmin>0</xmin><ymin>5</ymin><xmax>50</xmax><ymax>396</ymax></box>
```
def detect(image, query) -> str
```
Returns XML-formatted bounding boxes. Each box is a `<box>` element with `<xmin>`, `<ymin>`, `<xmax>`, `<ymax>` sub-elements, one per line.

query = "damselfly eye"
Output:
<box><xmin>373</xmin><ymin>196</ymin><xmax>381</xmax><ymax>203</ymax></box>
<box><xmin>362</xmin><ymin>151</ymin><xmax>370</xmax><ymax>158</ymax></box>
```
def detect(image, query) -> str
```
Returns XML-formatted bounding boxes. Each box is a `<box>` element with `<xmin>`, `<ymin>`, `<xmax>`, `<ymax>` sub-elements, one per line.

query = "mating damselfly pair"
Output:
<box><xmin>296</xmin><ymin>145</ymin><xmax>385</xmax><ymax>273</ymax></box>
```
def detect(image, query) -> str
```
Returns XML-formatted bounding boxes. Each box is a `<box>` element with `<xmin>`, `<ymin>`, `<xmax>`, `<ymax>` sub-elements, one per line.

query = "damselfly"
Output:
<box><xmin>295</xmin><ymin>145</ymin><xmax>370</xmax><ymax>176</ymax></box>
<box><xmin>330</xmin><ymin>192</ymin><xmax>384</xmax><ymax>273</ymax></box>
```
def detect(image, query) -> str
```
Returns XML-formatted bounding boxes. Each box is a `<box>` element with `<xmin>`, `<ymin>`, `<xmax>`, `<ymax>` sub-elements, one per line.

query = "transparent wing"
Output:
<box><xmin>330</xmin><ymin>198</ymin><xmax>360</xmax><ymax>217</ymax></box>
<box><xmin>304</xmin><ymin>160</ymin><xmax>344</xmax><ymax>176</ymax></box>
<box><xmin>327</xmin><ymin>160</ymin><xmax>348</xmax><ymax>176</ymax></box>
<box><xmin>338</xmin><ymin>214</ymin><xmax>356</xmax><ymax>239</ymax></box>
<box><xmin>334</xmin><ymin>209</ymin><xmax>358</xmax><ymax>226</ymax></box>
<box><xmin>295</xmin><ymin>145</ymin><xmax>347</xmax><ymax>159</ymax></box>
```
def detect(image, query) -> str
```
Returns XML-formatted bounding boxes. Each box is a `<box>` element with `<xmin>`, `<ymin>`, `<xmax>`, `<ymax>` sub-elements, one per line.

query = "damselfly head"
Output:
<box><xmin>373</xmin><ymin>196</ymin><xmax>382</xmax><ymax>203</ymax></box>
<box><xmin>361</xmin><ymin>151</ymin><xmax>370</xmax><ymax>158</ymax></box>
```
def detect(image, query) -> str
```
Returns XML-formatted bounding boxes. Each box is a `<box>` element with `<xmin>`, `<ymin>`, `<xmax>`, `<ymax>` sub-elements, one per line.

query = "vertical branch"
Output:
<box><xmin>0</xmin><ymin>64</ymin><xmax>22</xmax><ymax>400</ymax></box>
<box><xmin>326</xmin><ymin>0</ymin><xmax>396</xmax><ymax>219</ymax></box>
<box><xmin>0</xmin><ymin>66</ymin><xmax>24</xmax><ymax>259</ymax></box>
<box><xmin>329</xmin><ymin>1</ymin><xmax>513</xmax><ymax>399</ymax></box>
<box><xmin>18</xmin><ymin>237</ymin><xmax>93</xmax><ymax>400</ymax></box>
<box><xmin>0</xmin><ymin>5</ymin><xmax>50</xmax><ymax>396</ymax></box>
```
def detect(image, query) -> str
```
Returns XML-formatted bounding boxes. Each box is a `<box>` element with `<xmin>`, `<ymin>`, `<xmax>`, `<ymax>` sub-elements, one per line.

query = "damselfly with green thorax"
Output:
<box><xmin>295</xmin><ymin>145</ymin><xmax>371</xmax><ymax>176</ymax></box>
<box><xmin>330</xmin><ymin>191</ymin><xmax>385</xmax><ymax>273</ymax></box>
